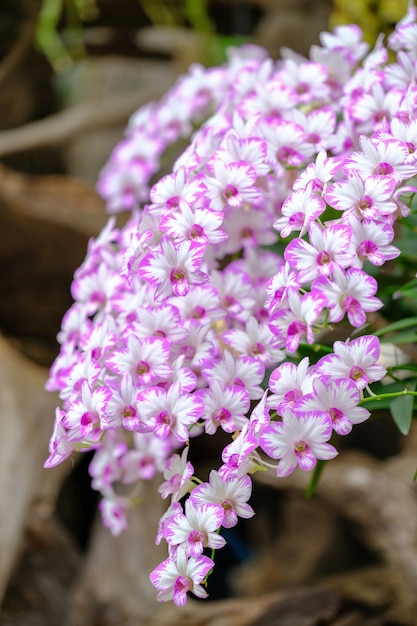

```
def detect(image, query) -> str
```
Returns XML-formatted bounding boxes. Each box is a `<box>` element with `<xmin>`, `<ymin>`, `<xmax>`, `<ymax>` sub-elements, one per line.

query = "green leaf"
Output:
<box><xmin>373</xmin><ymin>316</ymin><xmax>417</xmax><ymax>336</ymax></box>
<box><xmin>388</xmin><ymin>364</ymin><xmax>417</xmax><ymax>373</ymax></box>
<box><xmin>393</xmin><ymin>276</ymin><xmax>417</xmax><ymax>292</ymax></box>
<box><xmin>296</xmin><ymin>342</ymin><xmax>333</xmax><ymax>364</ymax></box>
<box><xmin>394</xmin><ymin>287</ymin><xmax>417</xmax><ymax>301</ymax></box>
<box><xmin>389</xmin><ymin>381</ymin><xmax>416</xmax><ymax>435</ymax></box>
<box><xmin>380</xmin><ymin>329</ymin><xmax>417</xmax><ymax>344</ymax></box>
<box><xmin>396</xmin><ymin>239</ymin><xmax>417</xmax><ymax>261</ymax></box>
<box><xmin>399</xmin><ymin>204</ymin><xmax>417</xmax><ymax>228</ymax></box>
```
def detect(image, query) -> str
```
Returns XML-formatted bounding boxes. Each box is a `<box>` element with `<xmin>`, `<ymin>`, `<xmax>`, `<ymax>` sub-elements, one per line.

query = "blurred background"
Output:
<box><xmin>0</xmin><ymin>2</ymin><xmax>415</xmax><ymax>625</ymax></box>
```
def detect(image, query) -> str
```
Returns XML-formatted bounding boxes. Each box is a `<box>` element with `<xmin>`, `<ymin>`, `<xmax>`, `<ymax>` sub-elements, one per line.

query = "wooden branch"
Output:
<box><xmin>254</xmin><ymin>435</ymin><xmax>417</xmax><ymax>614</ymax></box>
<box><xmin>143</xmin><ymin>587</ymin><xmax>341</xmax><ymax>626</ymax></box>
<box><xmin>0</xmin><ymin>336</ymin><xmax>70</xmax><ymax>604</ymax></box>
<box><xmin>0</xmin><ymin>21</ymin><xmax>35</xmax><ymax>88</ymax></box>
<box><xmin>0</xmin><ymin>67</ymin><xmax>175</xmax><ymax>157</ymax></box>
<box><xmin>65</xmin><ymin>479</ymin><xmax>167</xmax><ymax>626</ymax></box>
<box><xmin>0</xmin><ymin>163</ymin><xmax>106</xmax><ymax>237</ymax></box>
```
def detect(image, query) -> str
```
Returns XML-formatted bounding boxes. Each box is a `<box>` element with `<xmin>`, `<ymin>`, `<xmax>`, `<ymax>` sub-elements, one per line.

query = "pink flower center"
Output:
<box><xmin>273</xmin><ymin>286</ymin><xmax>285</xmax><ymax>301</ymax></box>
<box><xmin>169</xmin><ymin>474</ymin><xmax>182</xmax><ymax>490</ymax></box>
<box><xmin>90</xmin><ymin>347</ymin><xmax>102</xmax><ymax>360</ymax></box>
<box><xmin>224</xmin><ymin>184</ymin><xmax>238</xmax><ymax>198</ymax></box>
<box><xmin>294</xmin><ymin>440</ymin><xmax>307</xmax><ymax>454</ymax></box>
<box><xmin>174</xmin><ymin>575</ymin><xmax>192</xmax><ymax>596</ymax></box>
<box><xmin>189</xmin><ymin>529</ymin><xmax>206</xmax><ymax>546</ymax></box>
<box><xmin>170</xmin><ymin>268</ymin><xmax>186</xmax><ymax>284</ymax></box>
<box><xmin>258</xmin><ymin>307</ymin><xmax>269</xmax><ymax>322</ymax></box>
<box><xmin>167</xmin><ymin>119</ymin><xmax>181</xmax><ymax>134</ymax></box>
<box><xmin>358</xmin><ymin>240</ymin><xmax>379</xmax><ymax>259</ymax></box>
<box><xmin>251</xmin><ymin>342</ymin><xmax>266</xmax><ymax>356</ymax></box>
<box><xmin>81</xmin><ymin>411</ymin><xmax>96</xmax><ymax>426</ymax></box>
<box><xmin>283</xmin><ymin>388</ymin><xmax>302</xmax><ymax>406</ymax></box>
<box><xmin>196</xmin><ymin>86</ymin><xmax>210</xmax><ymax>100</ymax></box>
<box><xmin>73</xmin><ymin>378</ymin><xmax>85</xmax><ymax>394</ymax></box>
<box><xmin>167</xmin><ymin>196</ymin><xmax>180</xmax><ymax>210</ymax></box>
<box><xmin>288</xmin><ymin>320</ymin><xmax>306</xmax><ymax>337</ymax></box>
<box><xmin>157</xmin><ymin>410</ymin><xmax>173</xmax><ymax>426</ymax></box>
<box><xmin>317</xmin><ymin>250</ymin><xmax>331</xmax><ymax>266</ymax></box>
<box><xmin>358</xmin><ymin>195</ymin><xmax>373</xmax><ymax>211</ymax></box>
<box><xmin>277</xmin><ymin>146</ymin><xmax>298</xmax><ymax>163</ymax></box>
<box><xmin>155</xmin><ymin>410</ymin><xmax>174</xmax><ymax>439</ymax></box>
<box><xmin>342</xmin><ymin>295</ymin><xmax>360</xmax><ymax>314</ymax></box>
<box><xmin>137</xmin><ymin>360</ymin><xmax>150</xmax><ymax>376</ymax></box>
<box><xmin>79</xmin><ymin>410</ymin><xmax>99</xmax><ymax>437</ymax></box>
<box><xmin>122</xmin><ymin>187</ymin><xmax>137</xmax><ymax>209</ymax></box>
<box><xmin>181</xmin><ymin>344</ymin><xmax>196</xmax><ymax>360</ymax></box>
<box><xmin>190</xmin><ymin>224</ymin><xmax>204</xmax><ymax>239</ymax></box>
<box><xmin>122</xmin><ymin>404</ymin><xmax>137</xmax><ymax>419</ymax></box>
<box><xmin>213</xmin><ymin>407</ymin><xmax>232</xmax><ymax>425</ymax></box>
<box><xmin>241</xmin><ymin>227</ymin><xmax>254</xmax><ymax>239</ymax></box>
<box><xmin>138</xmin><ymin>456</ymin><xmax>155</xmax><ymax>480</ymax></box>
<box><xmin>312</xmin><ymin>179</ymin><xmax>324</xmax><ymax>194</ymax></box>
<box><xmin>375</xmin><ymin>161</ymin><xmax>394</xmax><ymax>176</ymax></box>
<box><xmin>228</xmin><ymin>453</ymin><xmax>240</xmax><ymax>467</ymax></box>
<box><xmin>111</xmin><ymin>505</ymin><xmax>125</xmax><ymax>521</ymax></box>
<box><xmin>224</xmin><ymin>295</ymin><xmax>239</xmax><ymax>309</ymax></box>
<box><xmin>288</xmin><ymin>212</ymin><xmax>304</xmax><ymax>228</ymax></box>
<box><xmin>191</xmin><ymin>305</ymin><xmax>206</xmax><ymax>319</ymax></box>
<box><xmin>221</xmin><ymin>499</ymin><xmax>238</xmax><ymax>526</ymax></box>
<box><xmin>296</xmin><ymin>82</ymin><xmax>309</xmax><ymax>95</ymax></box>
<box><xmin>91</xmin><ymin>291</ymin><xmax>106</xmax><ymax>305</ymax></box>
<box><xmin>343</xmin><ymin>137</ymin><xmax>354</xmax><ymax>151</ymax></box>
<box><xmin>306</xmin><ymin>132</ymin><xmax>320</xmax><ymax>144</ymax></box>
<box><xmin>350</xmin><ymin>365</ymin><xmax>365</xmax><ymax>382</ymax></box>
<box><xmin>329</xmin><ymin>407</ymin><xmax>344</xmax><ymax>423</ymax></box>
<box><xmin>374</xmin><ymin>110</ymin><xmax>387</xmax><ymax>123</ymax></box>
<box><xmin>139</xmin><ymin>456</ymin><xmax>153</xmax><ymax>470</ymax></box>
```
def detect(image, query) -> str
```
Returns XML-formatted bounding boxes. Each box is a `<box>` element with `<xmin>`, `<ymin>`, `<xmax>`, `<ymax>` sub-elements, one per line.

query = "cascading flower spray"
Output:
<box><xmin>45</xmin><ymin>4</ymin><xmax>417</xmax><ymax>605</ymax></box>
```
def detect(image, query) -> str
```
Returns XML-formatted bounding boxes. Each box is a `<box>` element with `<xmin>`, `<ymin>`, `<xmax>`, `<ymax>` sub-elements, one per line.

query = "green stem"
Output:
<box><xmin>305</xmin><ymin>460</ymin><xmax>326</xmax><ymax>499</ymax></box>
<box><xmin>360</xmin><ymin>389</ymin><xmax>417</xmax><ymax>405</ymax></box>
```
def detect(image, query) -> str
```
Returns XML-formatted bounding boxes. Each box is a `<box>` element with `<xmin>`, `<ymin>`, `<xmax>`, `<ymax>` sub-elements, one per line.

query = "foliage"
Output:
<box><xmin>330</xmin><ymin>0</ymin><xmax>409</xmax><ymax>45</ymax></box>
<box><xmin>35</xmin><ymin>0</ymin><xmax>245</xmax><ymax>71</ymax></box>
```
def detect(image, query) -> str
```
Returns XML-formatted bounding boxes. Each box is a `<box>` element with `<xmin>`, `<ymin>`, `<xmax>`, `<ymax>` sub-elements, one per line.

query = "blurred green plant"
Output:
<box><xmin>330</xmin><ymin>0</ymin><xmax>409</xmax><ymax>45</ymax></box>
<box><xmin>36</xmin><ymin>0</ymin><xmax>99</xmax><ymax>72</ymax></box>
<box><xmin>35</xmin><ymin>0</ymin><xmax>248</xmax><ymax>72</ymax></box>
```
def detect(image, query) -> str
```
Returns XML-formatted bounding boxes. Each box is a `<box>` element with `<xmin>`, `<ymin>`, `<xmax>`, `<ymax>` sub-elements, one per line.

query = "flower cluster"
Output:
<box><xmin>46</xmin><ymin>5</ymin><xmax>417</xmax><ymax>606</ymax></box>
